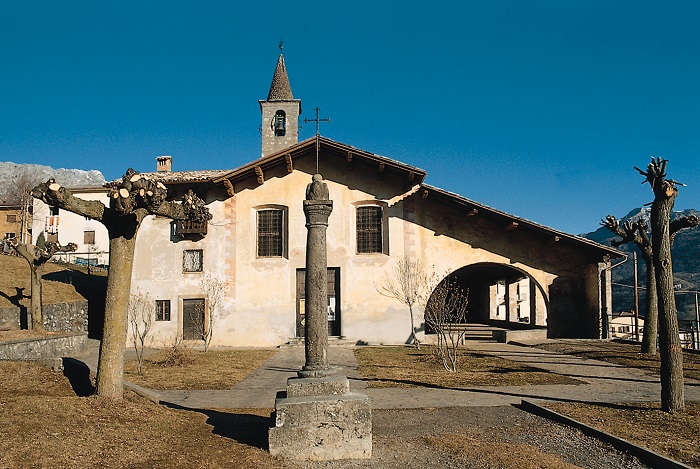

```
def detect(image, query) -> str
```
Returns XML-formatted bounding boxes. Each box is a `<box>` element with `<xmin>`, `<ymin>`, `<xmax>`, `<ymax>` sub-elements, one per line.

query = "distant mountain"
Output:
<box><xmin>0</xmin><ymin>162</ymin><xmax>105</xmax><ymax>204</ymax></box>
<box><xmin>585</xmin><ymin>207</ymin><xmax>700</xmax><ymax>322</ymax></box>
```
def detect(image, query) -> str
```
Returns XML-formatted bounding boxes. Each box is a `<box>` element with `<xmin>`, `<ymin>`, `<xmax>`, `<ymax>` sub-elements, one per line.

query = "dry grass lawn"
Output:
<box><xmin>124</xmin><ymin>348</ymin><xmax>277</xmax><ymax>390</ymax></box>
<box><xmin>536</xmin><ymin>339</ymin><xmax>700</xmax><ymax>381</ymax></box>
<box><xmin>0</xmin><ymin>361</ymin><xmax>290</xmax><ymax>469</ymax></box>
<box><xmin>546</xmin><ymin>401</ymin><xmax>700</xmax><ymax>468</ymax></box>
<box><xmin>0</xmin><ymin>255</ymin><xmax>99</xmax><ymax>308</ymax></box>
<box><xmin>355</xmin><ymin>345</ymin><xmax>582</xmax><ymax>388</ymax></box>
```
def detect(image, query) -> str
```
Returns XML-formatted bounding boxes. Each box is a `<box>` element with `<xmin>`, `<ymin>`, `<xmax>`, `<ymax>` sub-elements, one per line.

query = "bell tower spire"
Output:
<box><xmin>259</xmin><ymin>43</ymin><xmax>302</xmax><ymax>157</ymax></box>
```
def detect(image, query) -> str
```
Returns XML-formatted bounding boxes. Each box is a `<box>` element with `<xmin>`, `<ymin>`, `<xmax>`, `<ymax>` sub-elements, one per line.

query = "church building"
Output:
<box><xmin>124</xmin><ymin>53</ymin><xmax>620</xmax><ymax>347</ymax></box>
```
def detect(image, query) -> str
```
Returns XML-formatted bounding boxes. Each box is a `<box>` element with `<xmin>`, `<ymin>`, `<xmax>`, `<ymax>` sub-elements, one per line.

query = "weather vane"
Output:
<box><xmin>304</xmin><ymin>108</ymin><xmax>331</xmax><ymax>173</ymax></box>
<box><xmin>279</xmin><ymin>39</ymin><xmax>283</xmax><ymax>52</ymax></box>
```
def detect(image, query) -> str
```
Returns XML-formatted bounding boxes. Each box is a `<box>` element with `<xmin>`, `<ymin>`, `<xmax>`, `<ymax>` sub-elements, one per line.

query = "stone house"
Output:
<box><xmin>123</xmin><ymin>53</ymin><xmax>621</xmax><ymax>348</ymax></box>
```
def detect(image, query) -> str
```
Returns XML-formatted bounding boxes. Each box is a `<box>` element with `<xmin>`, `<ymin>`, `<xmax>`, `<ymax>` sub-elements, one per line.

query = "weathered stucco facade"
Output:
<box><xmin>125</xmin><ymin>136</ymin><xmax>619</xmax><ymax>348</ymax></box>
<box><xmin>123</xmin><ymin>53</ymin><xmax>620</xmax><ymax>348</ymax></box>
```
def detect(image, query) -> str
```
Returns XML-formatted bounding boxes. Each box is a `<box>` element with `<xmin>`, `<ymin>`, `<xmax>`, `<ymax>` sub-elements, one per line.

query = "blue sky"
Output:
<box><xmin>1</xmin><ymin>1</ymin><xmax>698</xmax><ymax>235</ymax></box>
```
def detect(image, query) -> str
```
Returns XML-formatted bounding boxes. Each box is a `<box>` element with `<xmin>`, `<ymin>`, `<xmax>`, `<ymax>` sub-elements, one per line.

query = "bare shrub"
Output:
<box><xmin>425</xmin><ymin>277</ymin><xmax>469</xmax><ymax>372</ymax></box>
<box><xmin>157</xmin><ymin>342</ymin><xmax>195</xmax><ymax>367</ymax></box>
<box><xmin>378</xmin><ymin>256</ymin><xmax>431</xmax><ymax>348</ymax></box>
<box><xmin>128</xmin><ymin>291</ymin><xmax>153</xmax><ymax>375</ymax></box>
<box><xmin>194</xmin><ymin>274</ymin><xmax>226</xmax><ymax>352</ymax></box>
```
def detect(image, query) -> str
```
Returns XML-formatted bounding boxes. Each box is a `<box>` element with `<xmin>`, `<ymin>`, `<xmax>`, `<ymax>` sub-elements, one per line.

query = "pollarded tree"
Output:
<box><xmin>635</xmin><ymin>157</ymin><xmax>686</xmax><ymax>413</ymax></box>
<box><xmin>8</xmin><ymin>236</ymin><xmax>77</xmax><ymax>331</ymax></box>
<box><xmin>602</xmin><ymin>214</ymin><xmax>698</xmax><ymax>356</ymax></box>
<box><xmin>31</xmin><ymin>169</ymin><xmax>211</xmax><ymax>400</ymax></box>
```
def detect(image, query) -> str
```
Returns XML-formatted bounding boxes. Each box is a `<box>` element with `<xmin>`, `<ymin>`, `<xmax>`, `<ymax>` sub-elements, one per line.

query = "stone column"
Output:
<box><xmin>300</xmin><ymin>174</ymin><xmax>333</xmax><ymax>377</ymax></box>
<box><xmin>268</xmin><ymin>173</ymin><xmax>371</xmax><ymax>461</ymax></box>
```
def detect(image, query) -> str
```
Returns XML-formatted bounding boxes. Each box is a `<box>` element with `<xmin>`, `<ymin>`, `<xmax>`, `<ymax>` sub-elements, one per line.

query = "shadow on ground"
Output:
<box><xmin>62</xmin><ymin>357</ymin><xmax>95</xmax><ymax>397</ymax></box>
<box><xmin>162</xmin><ymin>402</ymin><xmax>273</xmax><ymax>450</ymax></box>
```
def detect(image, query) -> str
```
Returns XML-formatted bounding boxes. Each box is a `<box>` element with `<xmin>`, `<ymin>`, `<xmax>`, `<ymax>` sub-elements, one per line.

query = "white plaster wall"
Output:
<box><xmin>32</xmin><ymin>190</ymin><xmax>110</xmax><ymax>266</ymax></box>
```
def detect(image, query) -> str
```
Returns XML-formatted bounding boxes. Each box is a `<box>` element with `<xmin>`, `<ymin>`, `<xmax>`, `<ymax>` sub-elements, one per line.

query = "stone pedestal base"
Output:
<box><xmin>268</xmin><ymin>376</ymin><xmax>372</xmax><ymax>461</ymax></box>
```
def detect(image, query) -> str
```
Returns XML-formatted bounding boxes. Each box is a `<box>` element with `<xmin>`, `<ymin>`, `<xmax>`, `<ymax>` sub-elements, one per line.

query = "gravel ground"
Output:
<box><xmin>297</xmin><ymin>406</ymin><xmax>649</xmax><ymax>469</ymax></box>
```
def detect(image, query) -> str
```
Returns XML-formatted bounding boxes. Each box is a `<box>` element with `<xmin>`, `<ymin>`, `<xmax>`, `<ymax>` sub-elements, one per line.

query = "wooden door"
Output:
<box><xmin>296</xmin><ymin>268</ymin><xmax>341</xmax><ymax>337</ymax></box>
<box><xmin>182</xmin><ymin>298</ymin><xmax>205</xmax><ymax>340</ymax></box>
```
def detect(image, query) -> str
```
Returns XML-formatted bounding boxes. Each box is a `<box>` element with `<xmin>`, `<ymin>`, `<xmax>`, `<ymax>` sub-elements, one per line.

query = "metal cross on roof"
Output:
<box><xmin>304</xmin><ymin>107</ymin><xmax>331</xmax><ymax>136</ymax></box>
<box><xmin>304</xmin><ymin>108</ymin><xmax>331</xmax><ymax>173</ymax></box>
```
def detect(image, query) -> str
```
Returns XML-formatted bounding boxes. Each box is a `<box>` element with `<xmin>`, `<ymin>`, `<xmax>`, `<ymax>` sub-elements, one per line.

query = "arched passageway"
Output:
<box><xmin>428</xmin><ymin>263</ymin><xmax>549</xmax><ymax>330</ymax></box>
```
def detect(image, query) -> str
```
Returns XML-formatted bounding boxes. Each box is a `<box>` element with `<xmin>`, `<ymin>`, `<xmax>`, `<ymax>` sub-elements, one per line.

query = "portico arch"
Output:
<box><xmin>428</xmin><ymin>262</ymin><xmax>549</xmax><ymax>330</ymax></box>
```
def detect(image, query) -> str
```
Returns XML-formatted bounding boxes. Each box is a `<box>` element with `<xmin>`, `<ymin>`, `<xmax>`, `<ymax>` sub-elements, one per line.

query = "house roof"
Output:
<box><xmin>267</xmin><ymin>54</ymin><xmax>295</xmax><ymax>101</ymax></box>
<box><xmin>211</xmin><ymin>135</ymin><xmax>428</xmax><ymax>187</ymax></box>
<box><xmin>419</xmin><ymin>184</ymin><xmax>623</xmax><ymax>257</ymax></box>
<box><xmin>112</xmin><ymin>135</ymin><xmax>620</xmax><ymax>257</ymax></box>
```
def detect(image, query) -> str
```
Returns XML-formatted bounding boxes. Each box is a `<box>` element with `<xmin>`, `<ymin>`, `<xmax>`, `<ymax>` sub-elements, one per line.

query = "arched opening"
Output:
<box><xmin>426</xmin><ymin>262</ymin><xmax>549</xmax><ymax>331</ymax></box>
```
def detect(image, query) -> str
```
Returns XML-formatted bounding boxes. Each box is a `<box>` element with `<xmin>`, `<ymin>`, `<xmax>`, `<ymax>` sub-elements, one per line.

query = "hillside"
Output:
<box><xmin>585</xmin><ymin>207</ymin><xmax>700</xmax><ymax>321</ymax></box>
<box><xmin>0</xmin><ymin>254</ymin><xmax>106</xmax><ymax>336</ymax></box>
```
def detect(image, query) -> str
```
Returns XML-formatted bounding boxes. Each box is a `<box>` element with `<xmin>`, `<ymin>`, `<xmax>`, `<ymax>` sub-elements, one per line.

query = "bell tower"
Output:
<box><xmin>260</xmin><ymin>47</ymin><xmax>302</xmax><ymax>157</ymax></box>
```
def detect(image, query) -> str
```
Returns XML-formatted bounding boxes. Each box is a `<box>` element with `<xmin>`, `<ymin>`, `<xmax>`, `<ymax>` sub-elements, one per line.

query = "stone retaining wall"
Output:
<box><xmin>43</xmin><ymin>300</ymin><xmax>88</xmax><ymax>332</ymax></box>
<box><xmin>0</xmin><ymin>332</ymin><xmax>87</xmax><ymax>360</ymax></box>
<box><xmin>0</xmin><ymin>307</ymin><xmax>20</xmax><ymax>331</ymax></box>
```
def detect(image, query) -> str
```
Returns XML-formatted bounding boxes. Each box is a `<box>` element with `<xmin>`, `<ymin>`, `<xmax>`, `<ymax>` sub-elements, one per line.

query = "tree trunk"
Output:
<box><xmin>95</xmin><ymin>234</ymin><xmax>138</xmax><ymax>400</ymax></box>
<box><xmin>640</xmin><ymin>254</ymin><xmax>658</xmax><ymax>355</ymax></box>
<box><xmin>651</xmin><ymin>190</ymin><xmax>685</xmax><ymax>413</ymax></box>
<box><xmin>29</xmin><ymin>263</ymin><xmax>45</xmax><ymax>331</ymax></box>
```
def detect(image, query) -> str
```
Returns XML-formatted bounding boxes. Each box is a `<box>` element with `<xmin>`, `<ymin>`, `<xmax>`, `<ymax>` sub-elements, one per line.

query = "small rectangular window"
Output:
<box><xmin>47</xmin><ymin>233</ymin><xmax>58</xmax><ymax>243</ymax></box>
<box><xmin>257</xmin><ymin>209</ymin><xmax>284</xmax><ymax>257</ymax></box>
<box><xmin>356</xmin><ymin>206</ymin><xmax>383</xmax><ymax>254</ymax></box>
<box><xmin>6</xmin><ymin>214</ymin><xmax>17</xmax><ymax>223</ymax></box>
<box><xmin>50</xmin><ymin>206</ymin><xmax>59</xmax><ymax>216</ymax></box>
<box><xmin>183</xmin><ymin>249</ymin><xmax>203</xmax><ymax>272</ymax></box>
<box><xmin>155</xmin><ymin>300</ymin><xmax>171</xmax><ymax>321</ymax></box>
<box><xmin>83</xmin><ymin>230</ymin><xmax>96</xmax><ymax>245</ymax></box>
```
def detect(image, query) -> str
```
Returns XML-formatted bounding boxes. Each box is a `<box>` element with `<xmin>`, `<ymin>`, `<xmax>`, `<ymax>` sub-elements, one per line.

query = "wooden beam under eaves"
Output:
<box><xmin>466</xmin><ymin>208</ymin><xmax>478</xmax><ymax>217</ymax></box>
<box><xmin>422</xmin><ymin>189</ymin><xmax>429</xmax><ymax>200</ymax></box>
<box><xmin>255</xmin><ymin>166</ymin><xmax>264</xmax><ymax>184</ymax></box>
<box><xmin>408</xmin><ymin>171</ymin><xmax>415</xmax><ymax>183</ymax></box>
<box><xmin>377</xmin><ymin>162</ymin><xmax>385</xmax><ymax>179</ymax></box>
<box><xmin>550</xmin><ymin>235</ymin><xmax>561</xmax><ymax>244</ymax></box>
<box><xmin>223</xmin><ymin>179</ymin><xmax>235</xmax><ymax>197</ymax></box>
<box><xmin>505</xmin><ymin>221</ymin><xmax>519</xmax><ymax>232</ymax></box>
<box><xmin>346</xmin><ymin>151</ymin><xmax>353</xmax><ymax>170</ymax></box>
<box><xmin>285</xmin><ymin>154</ymin><xmax>293</xmax><ymax>173</ymax></box>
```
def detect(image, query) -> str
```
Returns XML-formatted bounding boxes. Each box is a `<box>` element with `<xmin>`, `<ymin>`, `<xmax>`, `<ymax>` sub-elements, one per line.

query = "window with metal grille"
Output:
<box><xmin>356</xmin><ymin>206</ymin><xmax>383</xmax><ymax>254</ymax></box>
<box><xmin>83</xmin><ymin>230</ymin><xmax>95</xmax><ymax>245</ymax></box>
<box><xmin>155</xmin><ymin>300</ymin><xmax>171</xmax><ymax>321</ymax></box>
<box><xmin>183</xmin><ymin>249</ymin><xmax>203</xmax><ymax>272</ymax></box>
<box><xmin>257</xmin><ymin>209</ymin><xmax>284</xmax><ymax>257</ymax></box>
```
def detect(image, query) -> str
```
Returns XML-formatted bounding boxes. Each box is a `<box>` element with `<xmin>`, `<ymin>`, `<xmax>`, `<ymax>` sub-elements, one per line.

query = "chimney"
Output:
<box><xmin>156</xmin><ymin>156</ymin><xmax>172</xmax><ymax>172</ymax></box>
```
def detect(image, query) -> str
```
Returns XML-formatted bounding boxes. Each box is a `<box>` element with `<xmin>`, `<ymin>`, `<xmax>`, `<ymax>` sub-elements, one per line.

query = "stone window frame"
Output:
<box><xmin>255</xmin><ymin>205</ymin><xmax>288</xmax><ymax>259</ymax></box>
<box><xmin>5</xmin><ymin>214</ymin><xmax>17</xmax><ymax>223</ymax></box>
<box><xmin>155</xmin><ymin>299</ymin><xmax>171</xmax><ymax>321</ymax></box>
<box><xmin>354</xmin><ymin>201</ymin><xmax>389</xmax><ymax>255</ymax></box>
<box><xmin>183</xmin><ymin>249</ymin><xmax>204</xmax><ymax>273</ymax></box>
